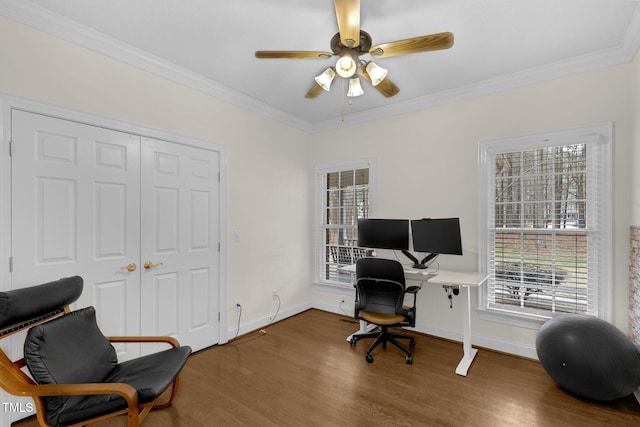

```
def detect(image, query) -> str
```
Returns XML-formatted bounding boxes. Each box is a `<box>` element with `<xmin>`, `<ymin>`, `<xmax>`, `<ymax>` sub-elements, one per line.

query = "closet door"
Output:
<box><xmin>140</xmin><ymin>137</ymin><xmax>220</xmax><ymax>352</ymax></box>
<box><xmin>10</xmin><ymin>110</ymin><xmax>142</xmax><ymax>358</ymax></box>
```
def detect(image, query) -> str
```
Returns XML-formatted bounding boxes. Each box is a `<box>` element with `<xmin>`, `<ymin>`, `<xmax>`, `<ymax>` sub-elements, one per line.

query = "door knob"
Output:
<box><xmin>120</xmin><ymin>263</ymin><xmax>137</xmax><ymax>272</ymax></box>
<box><xmin>144</xmin><ymin>261</ymin><xmax>164</xmax><ymax>269</ymax></box>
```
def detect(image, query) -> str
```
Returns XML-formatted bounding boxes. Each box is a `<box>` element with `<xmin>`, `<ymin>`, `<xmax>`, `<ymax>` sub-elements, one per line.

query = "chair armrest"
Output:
<box><xmin>0</xmin><ymin>364</ymin><xmax>142</xmax><ymax>426</ymax></box>
<box><xmin>0</xmin><ymin>365</ymin><xmax>138</xmax><ymax>404</ymax></box>
<box><xmin>107</xmin><ymin>336</ymin><xmax>180</xmax><ymax>348</ymax></box>
<box><xmin>25</xmin><ymin>382</ymin><xmax>137</xmax><ymax>402</ymax></box>
<box><xmin>405</xmin><ymin>286</ymin><xmax>421</xmax><ymax>294</ymax></box>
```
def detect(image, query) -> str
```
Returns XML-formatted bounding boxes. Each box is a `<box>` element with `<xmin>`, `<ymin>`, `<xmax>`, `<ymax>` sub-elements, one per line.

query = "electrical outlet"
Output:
<box><xmin>234</xmin><ymin>300</ymin><xmax>241</xmax><ymax>312</ymax></box>
<box><xmin>272</xmin><ymin>290</ymin><xmax>278</xmax><ymax>299</ymax></box>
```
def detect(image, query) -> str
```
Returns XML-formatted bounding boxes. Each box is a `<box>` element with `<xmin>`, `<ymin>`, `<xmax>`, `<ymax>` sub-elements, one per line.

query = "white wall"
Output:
<box><xmin>0</xmin><ymin>17</ymin><xmax>314</xmax><ymax>336</ymax></box>
<box><xmin>1</xmin><ymin>14</ymin><xmax>638</xmax><ymax>361</ymax></box>
<box><xmin>633</xmin><ymin>53</ymin><xmax>640</xmax><ymax>225</ymax></box>
<box><xmin>312</xmin><ymin>61</ymin><xmax>636</xmax><ymax>358</ymax></box>
<box><xmin>630</xmin><ymin>45</ymin><xmax>640</xmax><ymax>350</ymax></box>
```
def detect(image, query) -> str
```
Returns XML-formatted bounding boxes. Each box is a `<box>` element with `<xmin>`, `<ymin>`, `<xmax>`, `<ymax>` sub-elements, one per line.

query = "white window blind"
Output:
<box><xmin>480</xmin><ymin>126</ymin><xmax>611</xmax><ymax>321</ymax></box>
<box><xmin>316</xmin><ymin>160</ymin><xmax>374</xmax><ymax>286</ymax></box>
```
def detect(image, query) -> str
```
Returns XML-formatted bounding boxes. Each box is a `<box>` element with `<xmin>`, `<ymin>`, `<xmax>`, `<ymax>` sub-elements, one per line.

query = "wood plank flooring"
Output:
<box><xmin>13</xmin><ymin>309</ymin><xmax>640</xmax><ymax>426</ymax></box>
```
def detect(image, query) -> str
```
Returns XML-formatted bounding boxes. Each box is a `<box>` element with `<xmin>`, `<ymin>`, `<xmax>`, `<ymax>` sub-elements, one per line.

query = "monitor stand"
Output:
<box><xmin>401</xmin><ymin>250</ymin><xmax>439</xmax><ymax>269</ymax></box>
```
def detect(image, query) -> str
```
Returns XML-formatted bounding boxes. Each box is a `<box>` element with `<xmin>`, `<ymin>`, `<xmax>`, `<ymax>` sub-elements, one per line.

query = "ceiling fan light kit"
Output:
<box><xmin>347</xmin><ymin>77</ymin><xmax>364</xmax><ymax>97</ymax></box>
<box><xmin>255</xmin><ymin>0</ymin><xmax>453</xmax><ymax>103</ymax></box>
<box><xmin>364</xmin><ymin>61</ymin><xmax>388</xmax><ymax>87</ymax></box>
<box><xmin>315</xmin><ymin>67</ymin><xmax>337</xmax><ymax>91</ymax></box>
<box><xmin>335</xmin><ymin>54</ymin><xmax>358</xmax><ymax>78</ymax></box>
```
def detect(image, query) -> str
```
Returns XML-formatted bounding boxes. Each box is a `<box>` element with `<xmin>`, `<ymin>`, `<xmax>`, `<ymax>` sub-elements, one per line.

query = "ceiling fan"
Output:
<box><xmin>255</xmin><ymin>0</ymin><xmax>454</xmax><ymax>99</ymax></box>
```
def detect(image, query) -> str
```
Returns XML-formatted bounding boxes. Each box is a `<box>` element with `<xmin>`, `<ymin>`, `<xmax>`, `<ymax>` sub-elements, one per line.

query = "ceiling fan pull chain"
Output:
<box><xmin>341</xmin><ymin>78</ymin><xmax>346</xmax><ymax>122</ymax></box>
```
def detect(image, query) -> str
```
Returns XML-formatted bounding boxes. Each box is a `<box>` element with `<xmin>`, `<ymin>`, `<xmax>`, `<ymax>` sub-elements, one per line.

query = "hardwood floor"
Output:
<box><xmin>13</xmin><ymin>309</ymin><xmax>640</xmax><ymax>426</ymax></box>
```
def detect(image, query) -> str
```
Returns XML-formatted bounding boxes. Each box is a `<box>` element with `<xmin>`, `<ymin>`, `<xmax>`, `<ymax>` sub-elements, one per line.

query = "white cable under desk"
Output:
<box><xmin>342</xmin><ymin>264</ymin><xmax>489</xmax><ymax>376</ymax></box>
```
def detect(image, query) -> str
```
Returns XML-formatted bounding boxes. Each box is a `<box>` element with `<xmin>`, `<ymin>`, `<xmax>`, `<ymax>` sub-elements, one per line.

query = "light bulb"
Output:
<box><xmin>335</xmin><ymin>55</ymin><xmax>357</xmax><ymax>78</ymax></box>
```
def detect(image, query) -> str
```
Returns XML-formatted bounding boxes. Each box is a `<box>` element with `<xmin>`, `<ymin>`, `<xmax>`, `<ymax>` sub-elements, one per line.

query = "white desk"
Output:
<box><xmin>344</xmin><ymin>264</ymin><xmax>488</xmax><ymax>376</ymax></box>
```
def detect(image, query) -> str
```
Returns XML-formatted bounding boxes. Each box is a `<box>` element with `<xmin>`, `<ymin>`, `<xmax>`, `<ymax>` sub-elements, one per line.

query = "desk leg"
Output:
<box><xmin>455</xmin><ymin>284</ymin><xmax>478</xmax><ymax>376</ymax></box>
<box><xmin>346</xmin><ymin>320</ymin><xmax>376</xmax><ymax>342</ymax></box>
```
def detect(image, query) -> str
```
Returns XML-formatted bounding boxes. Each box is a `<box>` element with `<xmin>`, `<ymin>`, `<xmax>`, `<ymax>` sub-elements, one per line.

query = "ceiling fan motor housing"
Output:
<box><xmin>330</xmin><ymin>30</ymin><xmax>372</xmax><ymax>55</ymax></box>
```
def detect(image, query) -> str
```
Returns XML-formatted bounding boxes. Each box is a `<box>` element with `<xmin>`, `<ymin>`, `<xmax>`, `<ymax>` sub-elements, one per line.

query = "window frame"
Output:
<box><xmin>314</xmin><ymin>158</ymin><xmax>376</xmax><ymax>289</ymax></box>
<box><xmin>477</xmin><ymin>124</ymin><xmax>612</xmax><ymax>328</ymax></box>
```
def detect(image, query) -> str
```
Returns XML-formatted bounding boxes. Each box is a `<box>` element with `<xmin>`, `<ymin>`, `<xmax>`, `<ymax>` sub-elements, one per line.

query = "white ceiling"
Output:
<box><xmin>2</xmin><ymin>0</ymin><xmax>640</xmax><ymax>132</ymax></box>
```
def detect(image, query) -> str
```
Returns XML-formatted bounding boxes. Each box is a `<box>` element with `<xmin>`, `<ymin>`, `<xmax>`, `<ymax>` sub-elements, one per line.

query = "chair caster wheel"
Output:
<box><xmin>406</xmin><ymin>355</ymin><xmax>413</xmax><ymax>365</ymax></box>
<box><xmin>350</xmin><ymin>338</ymin><xmax>356</xmax><ymax>347</ymax></box>
<box><xmin>365</xmin><ymin>354</ymin><xmax>374</xmax><ymax>363</ymax></box>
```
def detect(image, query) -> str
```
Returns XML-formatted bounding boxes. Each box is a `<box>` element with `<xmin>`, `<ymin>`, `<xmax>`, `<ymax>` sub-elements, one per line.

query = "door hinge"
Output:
<box><xmin>218</xmin><ymin>172</ymin><xmax>221</xmax><ymax>183</ymax></box>
<box><xmin>9</xmin><ymin>257</ymin><xmax>13</xmax><ymax>273</ymax></box>
<box><xmin>218</xmin><ymin>312</ymin><xmax>220</xmax><ymax>322</ymax></box>
<box><xmin>9</xmin><ymin>140</ymin><xmax>14</xmax><ymax>157</ymax></box>
<box><xmin>218</xmin><ymin>242</ymin><xmax>221</xmax><ymax>252</ymax></box>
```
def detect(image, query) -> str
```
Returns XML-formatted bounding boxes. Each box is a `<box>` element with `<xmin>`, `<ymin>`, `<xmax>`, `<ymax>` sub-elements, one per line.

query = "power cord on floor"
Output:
<box><xmin>232</xmin><ymin>303</ymin><xmax>242</xmax><ymax>341</ymax></box>
<box><xmin>261</xmin><ymin>294</ymin><xmax>281</xmax><ymax>332</ymax></box>
<box><xmin>231</xmin><ymin>294</ymin><xmax>281</xmax><ymax>343</ymax></box>
<box><xmin>338</xmin><ymin>297</ymin><xmax>349</xmax><ymax>316</ymax></box>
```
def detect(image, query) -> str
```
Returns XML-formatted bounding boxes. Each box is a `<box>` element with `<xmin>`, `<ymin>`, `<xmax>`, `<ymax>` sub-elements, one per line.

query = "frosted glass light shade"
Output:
<box><xmin>335</xmin><ymin>55</ymin><xmax>357</xmax><ymax>78</ymax></box>
<box><xmin>365</xmin><ymin>62</ymin><xmax>388</xmax><ymax>86</ymax></box>
<box><xmin>314</xmin><ymin>68</ymin><xmax>336</xmax><ymax>91</ymax></box>
<box><xmin>347</xmin><ymin>77</ymin><xmax>364</xmax><ymax>97</ymax></box>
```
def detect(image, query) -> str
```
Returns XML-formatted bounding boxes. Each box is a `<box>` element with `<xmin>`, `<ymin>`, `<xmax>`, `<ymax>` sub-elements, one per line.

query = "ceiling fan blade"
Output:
<box><xmin>375</xmin><ymin>78</ymin><xmax>400</xmax><ymax>98</ymax></box>
<box><xmin>255</xmin><ymin>51</ymin><xmax>334</xmax><ymax>59</ymax></box>
<box><xmin>369</xmin><ymin>32</ymin><xmax>454</xmax><ymax>59</ymax></box>
<box><xmin>304</xmin><ymin>83</ymin><xmax>325</xmax><ymax>99</ymax></box>
<box><xmin>334</xmin><ymin>0</ymin><xmax>360</xmax><ymax>48</ymax></box>
<box><xmin>358</xmin><ymin>68</ymin><xmax>400</xmax><ymax>98</ymax></box>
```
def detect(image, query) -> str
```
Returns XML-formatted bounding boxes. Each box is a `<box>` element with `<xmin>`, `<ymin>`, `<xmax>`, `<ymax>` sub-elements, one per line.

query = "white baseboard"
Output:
<box><xmin>227</xmin><ymin>302</ymin><xmax>311</xmax><ymax>341</ymax></box>
<box><xmin>239</xmin><ymin>301</ymin><xmax>539</xmax><ymax>360</ymax></box>
<box><xmin>634</xmin><ymin>387</ymin><xmax>640</xmax><ymax>404</ymax></box>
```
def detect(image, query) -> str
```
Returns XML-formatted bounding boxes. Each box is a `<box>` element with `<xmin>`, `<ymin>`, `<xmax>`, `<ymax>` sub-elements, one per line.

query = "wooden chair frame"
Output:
<box><xmin>0</xmin><ymin>306</ymin><xmax>183</xmax><ymax>427</ymax></box>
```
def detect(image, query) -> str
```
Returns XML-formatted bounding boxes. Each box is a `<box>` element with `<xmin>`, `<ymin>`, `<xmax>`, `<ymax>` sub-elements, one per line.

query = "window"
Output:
<box><xmin>479</xmin><ymin>125</ymin><xmax>611</xmax><ymax>322</ymax></box>
<box><xmin>315</xmin><ymin>160</ymin><xmax>375</xmax><ymax>286</ymax></box>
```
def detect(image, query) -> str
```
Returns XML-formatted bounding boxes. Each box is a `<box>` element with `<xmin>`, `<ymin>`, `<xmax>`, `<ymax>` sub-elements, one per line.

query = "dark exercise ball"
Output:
<box><xmin>536</xmin><ymin>314</ymin><xmax>640</xmax><ymax>401</ymax></box>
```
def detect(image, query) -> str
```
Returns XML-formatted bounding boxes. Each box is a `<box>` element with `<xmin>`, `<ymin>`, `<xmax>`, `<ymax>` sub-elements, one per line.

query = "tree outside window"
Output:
<box><xmin>480</xmin><ymin>125</ymin><xmax>611</xmax><ymax>321</ymax></box>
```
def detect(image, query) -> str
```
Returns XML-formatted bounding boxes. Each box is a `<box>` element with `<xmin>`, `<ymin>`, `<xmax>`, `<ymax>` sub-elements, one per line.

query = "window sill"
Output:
<box><xmin>476</xmin><ymin>306</ymin><xmax>549</xmax><ymax>330</ymax></box>
<box><xmin>312</xmin><ymin>281</ymin><xmax>354</xmax><ymax>294</ymax></box>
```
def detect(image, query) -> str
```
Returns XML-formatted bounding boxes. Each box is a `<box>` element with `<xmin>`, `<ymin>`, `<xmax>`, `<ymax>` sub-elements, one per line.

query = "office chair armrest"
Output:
<box><xmin>404</xmin><ymin>286</ymin><xmax>420</xmax><ymax>311</ymax></box>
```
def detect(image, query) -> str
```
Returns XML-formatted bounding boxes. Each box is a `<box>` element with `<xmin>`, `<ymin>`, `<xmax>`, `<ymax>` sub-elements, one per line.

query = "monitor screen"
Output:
<box><xmin>411</xmin><ymin>218</ymin><xmax>463</xmax><ymax>255</ymax></box>
<box><xmin>357</xmin><ymin>218</ymin><xmax>410</xmax><ymax>250</ymax></box>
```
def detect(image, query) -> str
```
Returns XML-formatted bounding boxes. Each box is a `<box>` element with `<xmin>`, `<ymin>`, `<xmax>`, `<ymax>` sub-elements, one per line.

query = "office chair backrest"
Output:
<box><xmin>355</xmin><ymin>258</ymin><xmax>407</xmax><ymax>316</ymax></box>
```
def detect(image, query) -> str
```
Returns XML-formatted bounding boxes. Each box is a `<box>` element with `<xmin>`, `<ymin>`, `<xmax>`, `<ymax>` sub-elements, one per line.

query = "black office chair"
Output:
<box><xmin>349</xmin><ymin>257</ymin><xmax>420</xmax><ymax>364</ymax></box>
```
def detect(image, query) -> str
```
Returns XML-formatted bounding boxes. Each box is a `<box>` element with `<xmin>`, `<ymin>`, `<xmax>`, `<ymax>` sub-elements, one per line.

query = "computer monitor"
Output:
<box><xmin>408</xmin><ymin>218</ymin><xmax>463</xmax><ymax>268</ymax></box>
<box><xmin>357</xmin><ymin>218</ymin><xmax>410</xmax><ymax>250</ymax></box>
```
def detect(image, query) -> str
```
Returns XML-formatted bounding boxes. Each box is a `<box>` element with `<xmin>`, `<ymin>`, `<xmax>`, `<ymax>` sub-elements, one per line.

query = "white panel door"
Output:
<box><xmin>10</xmin><ymin>110</ymin><xmax>142</xmax><ymax>352</ymax></box>
<box><xmin>8</xmin><ymin>110</ymin><xmax>142</xmax><ymax>424</ymax></box>
<box><xmin>140</xmin><ymin>137</ymin><xmax>220</xmax><ymax>352</ymax></box>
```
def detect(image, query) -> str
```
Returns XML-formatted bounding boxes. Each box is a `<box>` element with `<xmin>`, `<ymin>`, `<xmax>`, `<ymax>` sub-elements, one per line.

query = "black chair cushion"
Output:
<box><xmin>0</xmin><ymin>276</ymin><xmax>82</xmax><ymax>329</ymax></box>
<box><xmin>24</xmin><ymin>306</ymin><xmax>192</xmax><ymax>426</ymax></box>
<box><xmin>53</xmin><ymin>346</ymin><xmax>192</xmax><ymax>426</ymax></box>
<box><xmin>25</xmin><ymin>307</ymin><xmax>118</xmax><ymax>384</ymax></box>
<box><xmin>24</xmin><ymin>307</ymin><xmax>119</xmax><ymax>424</ymax></box>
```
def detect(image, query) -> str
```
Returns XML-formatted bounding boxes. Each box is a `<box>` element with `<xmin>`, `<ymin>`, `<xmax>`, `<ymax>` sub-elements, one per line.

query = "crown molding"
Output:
<box><xmin>311</xmin><ymin>42</ymin><xmax>637</xmax><ymax>132</ymax></box>
<box><xmin>2</xmin><ymin>0</ymin><xmax>639</xmax><ymax>134</ymax></box>
<box><xmin>0</xmin><ymin>0</ymin><xmax>315</xmax><ymax>132</ymax></box>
